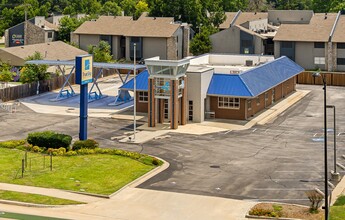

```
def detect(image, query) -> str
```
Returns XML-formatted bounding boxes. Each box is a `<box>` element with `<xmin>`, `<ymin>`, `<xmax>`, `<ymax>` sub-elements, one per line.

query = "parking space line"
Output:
<box><xmin>252</xmin><ymin>188</ymin><xmax>311</xmax><ymax>191</ymax></box>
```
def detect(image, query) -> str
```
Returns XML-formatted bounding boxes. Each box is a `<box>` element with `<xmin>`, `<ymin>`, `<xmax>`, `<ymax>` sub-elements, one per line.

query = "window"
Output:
<box><xmin>256</xmin><ymin>97</ymin><xmax>260</xmax><ymax>105</ymax></box>
<box><xmin>188</xmin><ymin>101</ymin><xmax>193</xmax><ymax>121</ymax></box>
<box><xmin>314</xmin><ymin>42</ymin><xmax>325</xmax><ymax>48</ymax></box>
<box><xmin>314</xmin><ymin>57</ymin><xmax>325</xmax><ymax>65</ymax></box>
<box><xmin>138</xmin><ymin>91</ymin><xmax>148</xmax><ymax>102</ymax></box>
<box><xmin>337</xmin><ymin>58</ymin><xmax>345</xmax><ymax>65</ymax></box>
<box><xmin>265</xmin><ymin>92</ymin><xmax>269</xmax><ymax>100</ymax></box>
<box><xmin>47</xmin><ymin>32</ymin><xmax>53</xmax><ymax>39</ymax></box>
<box><xmin>218</xmin><ymin>97</ymin><xmax>240</xmax><ymax>109</ymax></box>
<box><xmin>247</xmin><ymin>100</ymin><xmax>252</xmax><ymax>111</ymax></box>
<box><xmin>337</xmin><ymin>43</ymin><xmax>345</xmax><ymax>49</ymax></box>
<box><xmin>281</xmin><ymin>41</ymin><xmax>293</xmax><ymax>48</ymax></box>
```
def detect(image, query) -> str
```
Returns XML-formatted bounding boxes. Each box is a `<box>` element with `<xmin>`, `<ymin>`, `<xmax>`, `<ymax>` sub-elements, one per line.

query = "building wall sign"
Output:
<box><xmin>8</xmin><ymin>23</ymin><xmax>25</xmax><ymax>47</ymax></box>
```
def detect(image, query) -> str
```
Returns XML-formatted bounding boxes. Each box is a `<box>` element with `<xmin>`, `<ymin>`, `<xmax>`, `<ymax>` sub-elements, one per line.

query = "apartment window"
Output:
<box><xmin>256</xmin><ymin>97</ymin><xmax>260</xmax><ymax>105</ymax></box>
<box><xmin>314</xmin><ymin>57</ymin><xmax>325</xmax><ymax>65</ymax></box>
<box><xmin>314</xmin><ymin>42</ymin><xmax>325</xmax><ymax>48</ymax></box>
<box><xmin>337</xmin><ymin>58</ymin><xmax>345</xmax><ymax>65</ymax></box>
<box><xmin>218</xmin><ymin>97</ymin><xmax>240</xmax><ymax>109</ymax></box>
<box><xmin>47</xmin><ymin>32</ymin><xmax>53</xmax><ymax>39</ymax></box>
<box><xmin>281</xmin><ymin>41</ymin><xmax>293</xmax><ymax>48</ymax></box>
<box><xmin>138</xmin><ymin>91</ymin><xmax>148</xmax><ymax>102</ymax></box>
<box><xmin>247</xmin><ymin>100</ymin><xmax>252</xmax><ymax>111</ymax></box>
<box><xmin>337</xmin><ymin>43</ymin><xmax>345</xmax><ymax>49</ymax></box>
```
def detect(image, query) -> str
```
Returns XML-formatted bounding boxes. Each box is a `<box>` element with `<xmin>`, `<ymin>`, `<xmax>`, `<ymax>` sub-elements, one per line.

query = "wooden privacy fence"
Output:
<box><xmin>0</xmin><ymin>67</ymin><xmax>120</xmax><ymax>102</ymax></box>
<box><xmin>297</xmin><ymin>71</ymin><xmax>345</xmax><ymax>86</ymax></box>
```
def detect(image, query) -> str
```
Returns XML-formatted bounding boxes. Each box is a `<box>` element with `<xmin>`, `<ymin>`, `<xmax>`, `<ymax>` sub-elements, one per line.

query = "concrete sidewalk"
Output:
<box><xmin>0</xmin><ymin>183</ymin><xmax>102</xmax><ymax>203</ymax></box>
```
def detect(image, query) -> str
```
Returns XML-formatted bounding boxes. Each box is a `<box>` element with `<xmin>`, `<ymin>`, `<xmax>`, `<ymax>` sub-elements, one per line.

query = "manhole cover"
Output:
<box><xmin>68</xmin><ymin>108</ymin><xmax>75</xmax><ymax>110</ymax></box>
<box><xmin>210</xmin><ymin>165</ymin><xmax>220</xmax><ymax>168</ymax></box>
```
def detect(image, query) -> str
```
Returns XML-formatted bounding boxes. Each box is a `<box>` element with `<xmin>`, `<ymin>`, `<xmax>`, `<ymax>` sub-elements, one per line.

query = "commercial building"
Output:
<box><xmin>72</xmin><ymin>14</ymin><xmax>190</xmax><ymax>61</ymax></box>
<box><xmin>120</xmin><ymin>54</ymin><xmax>303</xmax><ymax>129</ymax></box>
<box><xmin>4</xmin><ymin>16</ymin><xmax>65</xmax><ymax>47</ymax></box>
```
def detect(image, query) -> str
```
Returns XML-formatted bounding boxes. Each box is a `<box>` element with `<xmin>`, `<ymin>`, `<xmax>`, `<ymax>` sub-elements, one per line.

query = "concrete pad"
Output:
<box><xmin>119</xmin><ymin>130</ymin><xmax>170</xmax><ymax>144</ymax></box>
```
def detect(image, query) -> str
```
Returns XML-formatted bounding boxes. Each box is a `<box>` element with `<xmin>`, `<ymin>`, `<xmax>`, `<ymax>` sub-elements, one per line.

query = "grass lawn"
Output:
<box><xmin>0</xmin><ymin>148</ymin><xmax>155</xmax><ymax>195</ymax></box>
<box><xmin>330</xmin><ymin>195</ymin><xmax>345</xmax><ymax>220</ymax></box>
<box><xmin>0</xmin><ymin>190</ymin><xmax>84</xmax><ymax>205</ymax></box>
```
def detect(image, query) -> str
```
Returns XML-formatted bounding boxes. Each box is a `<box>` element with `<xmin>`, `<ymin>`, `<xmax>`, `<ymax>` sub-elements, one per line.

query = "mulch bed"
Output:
<box><xmin>248</xmin><ymin>203</ymin><xmax>324</xmax><ymax>220</ymax></box>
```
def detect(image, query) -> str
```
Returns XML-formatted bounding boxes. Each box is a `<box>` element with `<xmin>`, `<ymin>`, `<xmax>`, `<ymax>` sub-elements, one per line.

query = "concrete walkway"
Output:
<box><xmin>0</xmin><ymin>183</ymin><xmax>103</xmax><ymax>203</ymax></box>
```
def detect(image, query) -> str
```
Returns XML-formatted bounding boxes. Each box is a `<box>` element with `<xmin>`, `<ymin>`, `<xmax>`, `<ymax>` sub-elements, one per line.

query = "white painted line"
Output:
<box><xmin>224</xmin><ymin>130</ymin><xmax>232</xmax><ymax>134</ymax></box>
<box><xmin>328</xmin><ymin>181</ymin><xmax>335</xmax><ymax>189</ymax></box>
<box><xmin>336</xmin><ymin>162</ymin><xmax>345</xmax><ymax>170</ymax></box>
<box><xmin>264</xmin><ymin>178</ymin><xmax>322</xmax><ymax>181</ymax></box>
<box><xmin>246</xmin><ymin>199</ymin><xmax>311</xmax><ymax>201</ymax></box>
<box><xmin>274</xmin><ymin>171</ymin><xmax>322</xmax><ymax>173</ymax></box>
<box><xmin>252</xmin><ymin>128</ymin><xmax>257</xmax><ymax>132</ymax></box>
<box><xmin>342</xmin><ymin>155</ymin><xmax>345</xmax><ymax>160</ymax></box>
<box><xmin>313</xmin><ymin>133</ymin><xmax>318</xmax><ymax>137</ymax></box>
<box><xmin>252</xmin><ymin>188</ymin><xmax>311</xmax><ymax>191</ymax></box>
<box><xmin>265</xmin><ymin>129</ymin><xmax>269</xmax><ymax>133</ymax></box>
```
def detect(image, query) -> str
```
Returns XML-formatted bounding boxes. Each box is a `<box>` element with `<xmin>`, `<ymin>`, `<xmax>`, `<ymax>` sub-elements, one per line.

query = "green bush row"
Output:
<box><xmin>27</xmin><ymin>131</ymin><xmax>72</xmax><ymax>151</ymax></box>
<box><xmin>72</xmin><ymin>139</ymin><xmax>99</xmax><ymax>150</ymax></box>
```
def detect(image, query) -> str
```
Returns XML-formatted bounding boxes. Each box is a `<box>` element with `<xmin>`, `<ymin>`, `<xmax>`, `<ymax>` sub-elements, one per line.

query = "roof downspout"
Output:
<box><xmin>230</xmin><ymin>10</ymin><xmax>242</xmax><ymax>28</ymax></box>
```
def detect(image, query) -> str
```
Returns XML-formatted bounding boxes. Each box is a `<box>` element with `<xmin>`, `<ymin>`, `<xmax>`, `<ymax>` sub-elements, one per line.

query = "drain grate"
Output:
<box><xmin>210</xmin><ymin>165</ymin><xmax>220</xmax><ymax>168</ymax></box>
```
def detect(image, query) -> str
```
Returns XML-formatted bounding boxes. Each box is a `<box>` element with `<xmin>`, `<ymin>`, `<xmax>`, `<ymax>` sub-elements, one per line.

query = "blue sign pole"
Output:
<box><xmin>79</xmin><ymin>83</ymin><xmax>88</xmax><ymax>140</ymax></box>
<box><xmin>76</xmin><ymin>55</ymin><xmax>93</xmax><ymax>141</ymax></box>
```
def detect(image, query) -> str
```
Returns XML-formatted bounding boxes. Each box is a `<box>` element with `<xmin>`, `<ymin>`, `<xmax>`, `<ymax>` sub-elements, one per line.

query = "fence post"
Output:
<box><xmin>50</xmin><ymin>152</ymin><xmax>52</xmax><ymax>171</ymax></box>
<box><xmin>25</xmin><ymin>151</ymin><xmax>27</xmax><ymax>168</ymax></box>
<box><xmin>21</xmin><ymin>159</ymin><xmax>24</xmax><ymax>178</ymax></box>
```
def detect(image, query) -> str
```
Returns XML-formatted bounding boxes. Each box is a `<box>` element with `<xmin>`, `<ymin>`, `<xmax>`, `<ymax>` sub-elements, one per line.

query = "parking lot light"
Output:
<box><xmin>312</xmin><ymin>71</ymin><xmax>329</xmax><ymax>220</ymax></box>
<box><xmin>326</xmin><ymin>105</ymin><xmax>340</xmax><ymax>182</ymax></box>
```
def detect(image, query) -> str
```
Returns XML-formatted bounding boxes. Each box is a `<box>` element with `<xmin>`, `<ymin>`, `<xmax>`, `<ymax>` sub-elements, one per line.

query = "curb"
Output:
<box><xmin>331</xmin><ymin>175</ymin><xmax>345</xmax><ymax>205</ymax></box>
<box><xmin>245</xmin><ymin>214</ymin><xmax>302</xmax><ymax>220</ymax></box>
<box><xmin>109</xmin><ymin>157</ymin><xmax>169</xmax><ymax>197</ymax></box>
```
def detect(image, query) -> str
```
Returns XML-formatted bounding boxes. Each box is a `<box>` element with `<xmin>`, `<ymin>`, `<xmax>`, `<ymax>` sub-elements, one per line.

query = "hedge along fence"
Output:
<box><xmin>297</xmin><ymin>71</ymin><xmax>345</xmax><ymax>86</ymax></box>
<box><xmin>0</xmin><ymin>67</ymin><xmax>121</xmax><ymax>102</ymax></box>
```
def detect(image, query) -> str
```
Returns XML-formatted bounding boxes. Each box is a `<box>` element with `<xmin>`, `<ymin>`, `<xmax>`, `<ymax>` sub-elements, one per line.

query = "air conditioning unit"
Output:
<box><xmin>245</xmin><ymin>60</ymin><xmax>253</xmax><ymax>66</ymax></box>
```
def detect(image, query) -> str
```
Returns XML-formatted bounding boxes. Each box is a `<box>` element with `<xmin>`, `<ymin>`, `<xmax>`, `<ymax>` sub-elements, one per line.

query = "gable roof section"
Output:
<box><xmin>120</xmin><ymin>70</ymin><xmax>149</xmax><ymax>91</ymax></box>
<box><xmin>331</xmin><ymin>15</ymin><xmax>345</xmax><ymax>42</ymax></box>
<box><xmin>207</xmin><ymin>56</ymin><xmax>304</xmax><ymax>97</ymax></box>
<box><xmin>273</xmin><ymin>13</ymin><xmax>337</xmax><ymax>42</ymax></box>
<box><xmin>74</xmin><ymin>16</ymin><xmax>180</xmax><ymax>38</ymax></box>
<box><xmin>0</xmin><ymin>41</ymin><xmax>87</xmax><ymax>66</ymax></box>
<box><xmin>207</xmin><ymin>74</ymin><xmax>252</xmax><ymax>97</ymax></box>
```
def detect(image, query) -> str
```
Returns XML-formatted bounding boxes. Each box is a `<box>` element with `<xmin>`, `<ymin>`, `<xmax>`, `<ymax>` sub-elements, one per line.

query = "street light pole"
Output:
<box><xmin>313</xmin><ymin>72</ymin><xmax>329</xmax><ymax>220</ymax></box>
<box><xmin>133</xmin><ymin>43</ymin><xmax>136</xmax><ymax>141</ymax></box>
<box><xmin>326</xmin><ymin>105</ymin><xmax>340</xmax><ymax>181</ymax></box>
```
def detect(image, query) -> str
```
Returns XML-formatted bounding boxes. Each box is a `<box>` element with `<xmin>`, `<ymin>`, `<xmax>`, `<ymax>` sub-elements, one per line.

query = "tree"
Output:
<box><xmin>100</xmin><ymin>1</ymin><xmax>122</xmax><ymax>16</ymax></box>
<box><xmin>58</xmin><ymin>16</ymin><xmax>96</xmax><ymax>42</ymax></box>
<box><xmin>134</xmin><ymin>0</ymin><xmax>149</xmax><ymax>19</ymax></box>
<box><xmin>190</xmin><ymin>25</ymin><xmax>216</xmax><ymax>55</ymax></box>
<box><xmin>87</xmin><ymin>41</ymin><xmax>113</xmax><ymax>62</ymax></box>
<box><xmin>121</xmin><ymin>0</ymin><xmax>137</xmax><ymax>16</ymax></box>
<box><xmin>20</xmin><ymin>52</ymin><xmax>49</xmax><ymax>83</ymax></box>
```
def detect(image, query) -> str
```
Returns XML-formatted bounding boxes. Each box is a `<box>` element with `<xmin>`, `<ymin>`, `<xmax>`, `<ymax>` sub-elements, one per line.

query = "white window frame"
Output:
<box><xmin>314</xmin><ymin>57</ymin><xmax>325</xmax><ymax>65</ymax></box>
<box><xmin>138</xmin><ymin>91</ymin><xmax>148</xmax><ymax>103</ymax></box>
<box><xmin>218</xmin><ymin>97</ymin><xmax>240</xmax><ymax>109</ymax></box>
<box><xmin>247</xmin><ymin>100</ymin><xmax>252</xmax><ymax>111</ymax></box>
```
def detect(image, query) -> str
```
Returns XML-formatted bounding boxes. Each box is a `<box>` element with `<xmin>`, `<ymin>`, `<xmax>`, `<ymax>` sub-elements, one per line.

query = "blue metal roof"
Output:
<box><xmin>207</xmin><ymin>74</ymin><xmax>252</xmax><ymax>97</ymax></box>
<box><xmin>120</xmin><ymin>70</ymin><xmax>149</xmax><ymax>91</ymax></box>
<box><xmin>207</xmin><ymin>56</ymin><xmax>304</xmax><ymax>97</ymax></box>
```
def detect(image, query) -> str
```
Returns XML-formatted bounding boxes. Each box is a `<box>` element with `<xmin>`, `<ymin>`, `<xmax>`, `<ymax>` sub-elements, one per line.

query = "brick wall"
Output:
<box><xmin>136</xmin><ymin>91</ymin><xmax>148</xmax><ymax>113</ymax></box>
<box><xmin>167</xmin><ymin>37</ymin><xmax>177</xmax><ymax>60</ymax></box>
<box><xmin>210</xmin><ymin>97</ymin><xmax>246</xmax><ymax>120</ymax></box>
<box><xmin>25</xmin><ymin>21</ymin><xmax>45</xmax><ymax>45</ymax></box>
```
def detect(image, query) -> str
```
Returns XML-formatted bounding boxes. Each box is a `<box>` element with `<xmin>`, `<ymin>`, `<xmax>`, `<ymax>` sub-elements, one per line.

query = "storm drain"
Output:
<box><xmin>210</xmin><ymin>165</ymin><xmax>220</xmax><ymax>168</ymax></box>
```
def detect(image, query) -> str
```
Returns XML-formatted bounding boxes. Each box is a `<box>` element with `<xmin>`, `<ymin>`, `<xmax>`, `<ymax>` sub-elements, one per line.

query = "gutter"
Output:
<box><xmin>329</xmin><ymin>11</ymin><xmax>341</xmax><ymax>42</ymax></box>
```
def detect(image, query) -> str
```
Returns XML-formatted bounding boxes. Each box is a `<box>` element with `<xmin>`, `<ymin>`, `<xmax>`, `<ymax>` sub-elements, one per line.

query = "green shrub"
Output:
<box><xmin>47</xmin><ymin>147</ymin><xmax>66</xmax><ymax>156</ymax></box>
<box><xmin>72</xmin><ymin>139</ymin><xmax>99</xmax><ymax>151</ymax></box>
<box><xmin>0</xmin><ymin>140</ymin><xmax>26</xmax><ymax>149</ymax></box>
<box><xmin>27</xmin><ymin>131</ymin><xmax>72</xmax><ymax>150</ymax></box>
<box><xmin>249</xmin><ymin>206</ymin><xmax>282</xmax><ymax>218</ymax></box>
<box><xmin>65</xmin><ymin>151</ymin><xmax>77</xmax><ymax>156</ymax></box>
<box><xmin>76</xmin><ymin>148</ymin><xmax>96</xmax><ymax>155</ymax></box>
<box><xmin>152</xmin><ymin>158</ymin><xmax>159</xmax><ymax>166</ymax></box>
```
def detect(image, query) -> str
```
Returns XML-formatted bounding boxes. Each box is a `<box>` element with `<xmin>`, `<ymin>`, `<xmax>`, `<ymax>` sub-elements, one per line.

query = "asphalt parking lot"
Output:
<box><xmin>1</xmin><ymin>84</ymin><xmax>345</xmax><ymax>205</ymax></box>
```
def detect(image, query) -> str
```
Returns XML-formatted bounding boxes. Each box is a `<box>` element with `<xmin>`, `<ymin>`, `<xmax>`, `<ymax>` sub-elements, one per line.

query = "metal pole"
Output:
<box><xmin>323</xmin><ymin>76</ymin><xmax>329</xmax><ymax>220</ymax></box>
<box><xmin>133</xmin><ymin>43</ymin><xmax>136</xmax><ymax>141</ymax></box>
<box><xmin>333</xmin><ymin>106</ymin><xmax>336</xmax><ymax>174</ymax></box>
